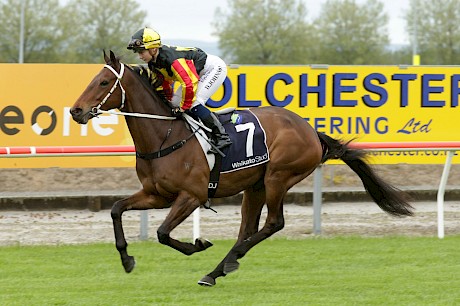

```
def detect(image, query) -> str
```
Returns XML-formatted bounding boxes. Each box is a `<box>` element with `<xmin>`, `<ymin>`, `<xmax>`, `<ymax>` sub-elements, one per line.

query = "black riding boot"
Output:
<box><xmin>201</xmin><ymin>112</ymin><xmax>232</xmax><ymax>154</ymax></box>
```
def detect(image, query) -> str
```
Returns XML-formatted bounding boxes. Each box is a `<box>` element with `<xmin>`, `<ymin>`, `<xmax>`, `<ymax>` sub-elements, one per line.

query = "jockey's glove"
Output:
<box><xmin>171</xmin><ymin>107</ymin><xmax>184</xmax><ymax>117</ymax></box>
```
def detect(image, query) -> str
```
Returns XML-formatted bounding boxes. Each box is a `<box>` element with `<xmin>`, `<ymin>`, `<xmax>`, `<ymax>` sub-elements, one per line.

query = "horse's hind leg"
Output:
<box><xmin>198</xmin><ymin>187</ymin><xmax>268</xmax><ymax>286</ymax></box>
<box><xmin>223</xmin><ymin>177</ymin><xmax>288</xmax><ymax>269</ymax></box>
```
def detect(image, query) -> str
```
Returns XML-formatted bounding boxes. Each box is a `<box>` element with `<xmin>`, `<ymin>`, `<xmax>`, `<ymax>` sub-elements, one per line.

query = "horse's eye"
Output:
<box><xmin>100</xmin><ymin>80</ymin><xmax>109</xmax><ymax>86</ymax></box>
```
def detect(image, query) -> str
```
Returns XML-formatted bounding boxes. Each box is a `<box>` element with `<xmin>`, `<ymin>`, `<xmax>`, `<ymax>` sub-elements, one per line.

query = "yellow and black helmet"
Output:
<box><xmin>127</xmin><ymin>27</ymin><xmax>161</xmax><ymax>52</ymax></box>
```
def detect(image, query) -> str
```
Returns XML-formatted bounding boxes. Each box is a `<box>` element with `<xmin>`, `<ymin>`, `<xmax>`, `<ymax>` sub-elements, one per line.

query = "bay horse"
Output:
<box><xmin>70</xmin><ymin>51</ymin><xmax>413</xmax><ymax>287</ymax></box>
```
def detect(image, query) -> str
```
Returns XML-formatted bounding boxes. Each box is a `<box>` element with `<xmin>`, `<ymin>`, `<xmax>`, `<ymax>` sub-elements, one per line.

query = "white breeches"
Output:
<box><xmin>170</xmin><ymin>54</ymin><xmax>228</xmax><ymax>108</ymax></box>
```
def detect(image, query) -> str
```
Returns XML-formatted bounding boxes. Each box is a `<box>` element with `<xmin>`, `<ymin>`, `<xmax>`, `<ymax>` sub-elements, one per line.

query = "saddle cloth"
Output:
<box><xmin>185</xmin><ymin>109</ymin><xmax>270</xmax><ymax>173</ymax></box>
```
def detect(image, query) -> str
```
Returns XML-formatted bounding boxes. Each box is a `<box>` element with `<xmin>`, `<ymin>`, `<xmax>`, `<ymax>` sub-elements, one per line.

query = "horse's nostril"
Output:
<box><xmin>70</xmin><ymin>107</ymin><xmax>82</xmax><ymax>116</ymax></box>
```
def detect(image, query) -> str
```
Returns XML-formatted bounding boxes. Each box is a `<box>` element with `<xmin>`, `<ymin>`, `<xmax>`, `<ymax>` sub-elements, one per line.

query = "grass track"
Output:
<box><xmin>1</xmin><ymin>236</ymin><xmax>459</xmax><ymax>305</ymax></box>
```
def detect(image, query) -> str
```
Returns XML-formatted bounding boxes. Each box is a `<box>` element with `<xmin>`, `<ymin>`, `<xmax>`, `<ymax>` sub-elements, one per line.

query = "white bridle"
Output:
<box><xmin>91</xmin><ymin>63</ymin><xmax>176</xmax><ymax>120</ymax></box>
<box><xmin>93</xmin><ymin>63</ymin><xmax>126</xmax><ymax>112</ymax></box>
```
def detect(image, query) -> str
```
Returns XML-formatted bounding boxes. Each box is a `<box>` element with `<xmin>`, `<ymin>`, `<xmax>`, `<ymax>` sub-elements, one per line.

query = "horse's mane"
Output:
<box><xmin>125</xmin><ymin>64</ymin><xmax>171</xmax><ymax>109</ymax></box>
<box><xmin>104</xmin><ymin>51</ymin><xmax>170</xmax><ymax>110</ymax></box>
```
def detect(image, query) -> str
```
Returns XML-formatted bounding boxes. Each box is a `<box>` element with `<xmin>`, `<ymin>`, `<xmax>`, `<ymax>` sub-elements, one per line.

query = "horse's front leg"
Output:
<box><xmin>111</xmin><ymin>190</ymin><xmax>169</xmax><ymax>273</ymax></box>
<box><xmin>157</xmin><ymin>191</ymin><xmax>213</xmax><ymax>255</ymax></box>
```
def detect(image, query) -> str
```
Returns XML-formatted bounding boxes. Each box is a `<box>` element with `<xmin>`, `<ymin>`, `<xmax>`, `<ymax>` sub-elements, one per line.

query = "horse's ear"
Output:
<box><xmin>110</xmin><ymin>50</ymin><xmax>117</xmax><ymax>64</ymax></box>
<box><xmin>109</xmin><ymin>50</ymin><xmax>120</xmax><ymax>69</ymax></box>
<box><xmin>103</xmin><ymin>49</ymin><xmax>110</xmax><ymax>64</ymax></box>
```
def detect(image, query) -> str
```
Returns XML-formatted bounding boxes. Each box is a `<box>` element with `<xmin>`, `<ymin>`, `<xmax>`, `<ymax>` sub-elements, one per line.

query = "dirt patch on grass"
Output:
<box><xmin>1</xmin><ymin>201</ymin><xmax>459</xmax><ymax>246</ymax></box>
<box><xmin>1</xmin><ymin>164</ymin><xmax>460</xmax><ymax>193</ymax></box>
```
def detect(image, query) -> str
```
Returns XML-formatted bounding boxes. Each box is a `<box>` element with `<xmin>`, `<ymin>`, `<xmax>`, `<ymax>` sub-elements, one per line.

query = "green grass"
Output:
<box><xmin>1</xmin><ymin>236</ymin><xmax>459</xmax><ymax>305</ymax></box>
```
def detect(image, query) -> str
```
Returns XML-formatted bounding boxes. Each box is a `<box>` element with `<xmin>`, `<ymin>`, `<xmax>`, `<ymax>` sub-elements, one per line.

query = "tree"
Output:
<box><xmin>406</xmin><ymin>0</ymin><xmax>460</xmax><ymax>65</ymax></box>
<box><xmin>386</xmin><ymin>47</ymin><xmax>413</xmax><ymax>65</ymax></box>
<box><xmin>0</xmin><ymin>0</ymin><xmax>147</xmax><ymax>63</ymax></box>
<box><xmin>62</xmin><ymin>0</ymin><xmax>147</xmax><ymax>63</ymax></box>
<box><xmin>0</xmin><ymin>0</ymin><xmax>66</xmax><ymax>63</ymax></box>
<box><xmin>314</xmin><ymin>0</ymin><xmax>390</xmax><ymax>64</ymax></box>
<box><xmin>213</xmin><ymin>0</ymin><xmax>316</xmax><ymax>64</ymax></box>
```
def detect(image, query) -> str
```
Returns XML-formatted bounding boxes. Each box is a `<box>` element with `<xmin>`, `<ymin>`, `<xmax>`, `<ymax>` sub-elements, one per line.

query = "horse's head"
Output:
<box><xmin>70</xmin><ymin>50</ymin><xmax>125</xmax><ymax>124</ymax></box>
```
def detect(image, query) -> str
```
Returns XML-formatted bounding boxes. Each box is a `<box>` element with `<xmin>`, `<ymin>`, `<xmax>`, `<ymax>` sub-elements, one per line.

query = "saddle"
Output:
<box><xmin>184</xmin><ymin>108</ymin><xmax>270</xmax><ymax>199</ymax></box>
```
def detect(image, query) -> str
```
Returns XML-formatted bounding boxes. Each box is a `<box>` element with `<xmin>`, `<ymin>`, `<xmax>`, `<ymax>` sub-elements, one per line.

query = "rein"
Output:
<box><xmin>95</xmin><ymin>109</ymin><xmax>176</xmax><ymax>120</ymax></box>
<box><xmin>90</xmin><ymin>63</ymin><xmax>176</xmax><ymax>121</ymax></box>
<box><xmin>91</xmin><ymin>61</ymin><xmax>196</xmax><ymax>160</ymax></box>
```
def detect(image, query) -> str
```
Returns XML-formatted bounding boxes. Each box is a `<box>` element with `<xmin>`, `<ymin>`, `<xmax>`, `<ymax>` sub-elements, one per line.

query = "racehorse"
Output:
<box><xmin>70</xmin><ymin>51</ymin><xmax>413</xmax><ymax>287</ymax></box>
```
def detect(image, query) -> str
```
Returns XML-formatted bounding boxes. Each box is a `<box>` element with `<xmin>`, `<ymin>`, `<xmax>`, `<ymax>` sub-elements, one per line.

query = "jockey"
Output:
<box><xmin>127</xmin><ymin>27</ymin><xmax>232</xmax><ymax>154</ymax></box>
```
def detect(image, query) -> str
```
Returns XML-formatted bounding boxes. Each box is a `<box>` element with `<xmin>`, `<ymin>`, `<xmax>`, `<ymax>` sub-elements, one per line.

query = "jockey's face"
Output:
<box><xmin>137</xmin><ymin>49</ymin><xmax>155</xmax><ymax>63</ymax></box>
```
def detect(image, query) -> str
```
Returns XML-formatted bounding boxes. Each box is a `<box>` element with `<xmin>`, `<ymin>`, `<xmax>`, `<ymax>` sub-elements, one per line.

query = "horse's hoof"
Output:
<box><xmin>122</xmin><ymin>256</ymin><xmax>136</xmax><ymax>273</ymax></box>
<box><xmin>198</xmin><ymin>275</ymin><xmax>216</xmax><ymax>287</ymax></box>
<box><xmin>195</xmin><ymin>238</ymin><xmax>213</xmax><ymax>250</ymax></box>
<box><xmin>223</xmin><ymin>261</ymin><xmax>240</xmax><ymax>274</ymax></box>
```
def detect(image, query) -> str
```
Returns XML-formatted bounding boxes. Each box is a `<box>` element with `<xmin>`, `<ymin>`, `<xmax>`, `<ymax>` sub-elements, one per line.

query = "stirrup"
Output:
<box><xmin>208</xmin><ymin>141</ymin><xmax>230</xmax><ymax>156</ymax></box>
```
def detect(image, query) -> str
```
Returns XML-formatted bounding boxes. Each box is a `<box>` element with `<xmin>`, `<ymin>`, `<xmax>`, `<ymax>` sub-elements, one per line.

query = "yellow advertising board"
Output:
<box><xmin>0</xmin><ymin>64</ymin><xmax>135</xmax><ymax>168</ymax></box>
<box><xmin>1</xmin><ymin>64</ymin><xmax>459</xmax><ymax>168</ymax></box>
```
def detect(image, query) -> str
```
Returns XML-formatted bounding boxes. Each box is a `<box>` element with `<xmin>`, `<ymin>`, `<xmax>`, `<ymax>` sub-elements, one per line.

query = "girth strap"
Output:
<box><xmin>208</xmin><ymin>153</ymin><xmax>223</xmax><ymax>198</ymax></box>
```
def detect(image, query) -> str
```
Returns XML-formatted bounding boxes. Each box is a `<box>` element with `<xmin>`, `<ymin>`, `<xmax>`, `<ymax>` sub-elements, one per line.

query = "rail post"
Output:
<box><xmin>193</xmin><ymin>208</ymin><xmax>200</xmax><ymax>241</ymax></box>
<box><xmin>313</xmin><ymin>165</ymin><xmax>323</xmax><ymax>235</ymax></box>
<box><xmin>437</xmin><ymin>151</ymin><xmax>454</xmax><ymax>239</ymax></box>
<box><xmin>139</xmin><ymin>211</ymin><xmax>149</xmax><ymax>240</ymax></box>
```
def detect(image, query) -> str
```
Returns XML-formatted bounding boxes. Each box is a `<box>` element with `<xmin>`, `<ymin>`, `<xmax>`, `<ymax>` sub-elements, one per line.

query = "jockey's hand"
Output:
<box><xmin>171</xmin><ymin>107</ymin><xmax>184</xmax><ymax>117</ymax></box>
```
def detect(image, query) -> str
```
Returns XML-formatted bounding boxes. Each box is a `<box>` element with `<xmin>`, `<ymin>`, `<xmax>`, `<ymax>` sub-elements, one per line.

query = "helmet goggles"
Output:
<box><xmin>127</xmin><ymin>28</ymin><xmax>161</xmax><ymax>52</ymax></box>
<box><xmin>127</xmin><ymin>38</ymin><xmax>145</xmax><ymax>52</ymax></box>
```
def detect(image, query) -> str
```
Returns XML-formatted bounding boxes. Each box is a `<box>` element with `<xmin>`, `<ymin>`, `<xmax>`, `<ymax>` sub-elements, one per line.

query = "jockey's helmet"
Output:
<box><xmin>127</xmin><ymin>28</ymin><xmax>161</xmax><ymax>52</ymax></box>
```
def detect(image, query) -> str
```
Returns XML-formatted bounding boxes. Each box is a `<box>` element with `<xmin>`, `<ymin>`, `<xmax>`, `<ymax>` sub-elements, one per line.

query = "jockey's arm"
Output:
<box><xmin>171</xmin><ymin>58</ymin><xmax>199</xmax><ymax>111</ymax></box>
<box><xmin>148</xmin><ymin>68</ymin><xmax>173</xmax><ymax>101</ymax></box>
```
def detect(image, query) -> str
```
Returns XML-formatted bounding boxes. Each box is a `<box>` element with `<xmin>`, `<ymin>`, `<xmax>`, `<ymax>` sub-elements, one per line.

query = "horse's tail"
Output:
<box><xmin>317</xmin><ymin>132</ymin><xmax>413</xmax><ymax>217</ymax></box>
